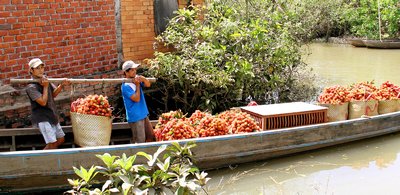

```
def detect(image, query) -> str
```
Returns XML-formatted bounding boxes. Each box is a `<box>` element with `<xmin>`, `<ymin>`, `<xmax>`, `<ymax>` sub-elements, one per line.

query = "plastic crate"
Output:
<box><xmin>240</xmin><ymin>102</ymin><xmax>328</xmax><ymax>130</ymax></box>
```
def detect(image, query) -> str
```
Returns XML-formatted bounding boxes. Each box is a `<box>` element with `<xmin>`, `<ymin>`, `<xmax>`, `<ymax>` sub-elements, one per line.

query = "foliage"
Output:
<box><xmin>64</xmin><ymin>142</ymin><xmax>210</xmax><ymax>195</ymax></box>
<box><xmin>345</xmin><ymin>0</ymin><xmax>400</xmax><ymax>39</ymax></box>
<box><xmin>147</xmin><ymin>0</ymin><xmax>318</xmax><ymax>115</ymax></box>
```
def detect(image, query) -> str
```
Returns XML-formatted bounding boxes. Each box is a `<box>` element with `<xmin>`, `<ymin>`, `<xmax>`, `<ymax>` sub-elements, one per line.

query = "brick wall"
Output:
<box><xmin>0</xmin><ymin>0</ymin><xmax>119</xmax><ymax>128</ymax></box>
<box><xmin>0</xmin><ymin>0</ymin><xmax>205</xmax><ymax>128</ymax></box>
<box><xmin>0</xmin><ymin>0</ymin><xmax>118</xmax><ymax>84</ymax></box>
<box><xmin>120</xmin><ymin>0</ymin><xmax>204</xmax><ymax>61</ymax></box>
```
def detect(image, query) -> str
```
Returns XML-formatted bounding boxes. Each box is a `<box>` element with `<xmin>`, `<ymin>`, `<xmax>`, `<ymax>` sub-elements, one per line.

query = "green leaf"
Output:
<box><xmin>96</xmin><ymin>153</ymin><xmax>119</xmax><ymax>169</ymax></box>
<box><xmin>136</xmin><ymin>151</ymin><xmax>152</xmax><ymax>161</ymax></box>
<box><xmin>148</xmin><ymin>144</ymin><xmax>167</xmax><ymax>167</ymax></box>
<box><xmin>121</xmin><ymin>183</ymin><xmax>133</xmax><ymax>195</ymax></box>
<box><xmin>156</xmin><ymin>156</ymin><xmax>171</xmax><ymax>172</ymax></box>
<box><xmin>115</xmin><ymin>153</ymin><xmax>136</xmax><ymax>172</ymax></box>
<box><xmin>73</xmin><ymin>166</ymin><xmax>98</xmax><ymax>183</ymax></box>
<box><xmin>230</xmin><ymin>33</ymin><xmax>242</xmax><ymax>38</ymax></box>
<box><xmin>102</xmin><ymin>180</ymin><xmax>112</xmax><ymax>192</ymax></box>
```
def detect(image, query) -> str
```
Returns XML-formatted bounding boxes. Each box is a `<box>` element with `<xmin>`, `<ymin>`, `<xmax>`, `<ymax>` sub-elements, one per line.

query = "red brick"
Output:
<box><xmin>3</xmin><ymin>36</ymin><xmax>15</xmax><ymax>42</ymax></box>
<box><xmin>7</xmin><ymin>72</ymin><xmax>18</xmax><ymax>78</ymax></box>
<box><xmin>12</xmin><ymin>65</ymin><xmax>23</xmax><ymax>71</ymax></box>
<box><xmin>24</xmin><ymin>22</ymin><xmax>35</xmax><ymax>28</ymax></box>
<box><xmin>5</xmin><ymin>5</ymin><xmax>16</xmax><ymax>10</ymax></box>
<box><xmin>65</xmin><ymin>7</ymin><xmax>74</xmax><ymax>13</ymax></box>
<box><xmin>31</xmin><ymin>50</ymin><xmax>42</xmax><ymax>56</ymax></box>
<box><xmin>17</xmin><ymin>17</ymin><xmax>28</xmax><ymax>23</ymax></box>
<box><xmin>37</xmin><ymin>32</ymin><xmax>46</xmax><ymax>38</ymax></box>
<box><xmin>38</xmin><ymin>3</ymin><xmax>50</xmax><ymax>9</ymax></box>
<box><xmin>25</xmin><ymin>33</ymin><xmax>38</xmax><ymax>39</ymax></box>
<box><xmin>15</xmin><ymin>35</ymin><xmax>25</xmax><ymax>41</ymax></box>
<box><xmin>35</xmin><ymin>21</ymin><xmax>46</xmax><ymax>27</ymax></box>
<box><xmin>35</xmin><ymin>9</ymin><xmax>45</xmax><ymax>15</ymax></box>
<box><xmin>0</xmin><ymin>12</ymin><xmax>11</xmax><ymax>17</ymax></box>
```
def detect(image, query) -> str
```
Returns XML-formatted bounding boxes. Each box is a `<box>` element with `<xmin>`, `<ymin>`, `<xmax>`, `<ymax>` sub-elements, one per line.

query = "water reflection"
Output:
<box><xmin>205</xmin><ymin>133</ymin><xmax>400</xmax><ymax>194</ymax></box>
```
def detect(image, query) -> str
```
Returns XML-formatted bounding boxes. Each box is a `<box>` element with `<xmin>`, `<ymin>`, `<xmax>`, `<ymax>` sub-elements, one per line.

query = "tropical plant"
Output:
<box><xmin>147</xmin><ymin>0</ymin><xmax>318</xmax><ymax>115</ymax></box>
<box><xmin>282</xmin><ymin>0</ymin><xmax>351</xmax><ymax>41</ymax></box>
<box><xmin>345</xmin><ymin>0</ymin><xmax>400</xmax><ymax>39</ymax></box>
<box><xmin>64</xmin><ymin>142</ymin><xmax>210</xmax><ymax>195</ymax></box>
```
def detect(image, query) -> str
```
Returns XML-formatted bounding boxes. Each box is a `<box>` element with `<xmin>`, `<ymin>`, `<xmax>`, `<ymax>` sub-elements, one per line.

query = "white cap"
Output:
<box><xmin>122</xmin><ymin>60</ymin><xmax>140</xmax><ymax>71</ymax></box>
<box><xmin>29</xmin><ymin>58</ymin><xmax>44</xmax><ymax>69</ymax></box>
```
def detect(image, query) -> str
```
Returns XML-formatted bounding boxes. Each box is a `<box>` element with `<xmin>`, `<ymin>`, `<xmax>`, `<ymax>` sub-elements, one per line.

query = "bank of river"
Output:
<box><xmin>204</xmin><ymin>43</ymin><xmax>400</xmax><ymax>195</ymax></box>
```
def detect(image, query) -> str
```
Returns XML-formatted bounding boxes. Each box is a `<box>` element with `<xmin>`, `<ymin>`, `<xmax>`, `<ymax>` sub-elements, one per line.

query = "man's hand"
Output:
<box><xmin>134</xmin><ymin>75</ymin><xmax>151</xmax><ymax>87</ymax></box>
<box><xmin>61</xmin><ymin>79</ymin><xmax>70</xmax><ymax>87</ymax></box>
<box><xmin>40</xmin><ymin>77</ymin><xmax>49</xmax><ymax>88</ymax></box>
<box><xmin>134</xmin><ymin>75</ymin><xmax>142</xmax><ymax>85</ymax></box>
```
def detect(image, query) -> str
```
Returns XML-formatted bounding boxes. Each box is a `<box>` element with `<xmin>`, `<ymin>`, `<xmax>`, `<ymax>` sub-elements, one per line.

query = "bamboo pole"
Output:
<box><xmin>378</xmin><ymin>0</ymin><xmax>382</xmax><ymax>41</ymax></box>
<box><xmin>10</xmin><ymin>77</ymin><xmax>157</xmax><ymax>84</ymax></box>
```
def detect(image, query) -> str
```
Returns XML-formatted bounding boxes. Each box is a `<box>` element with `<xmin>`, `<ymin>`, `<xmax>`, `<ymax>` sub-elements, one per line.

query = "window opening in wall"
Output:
<box><xmin>154</xmin><ymin>0</ymin><xmax>179</xmax><ymax>35</ymax></box>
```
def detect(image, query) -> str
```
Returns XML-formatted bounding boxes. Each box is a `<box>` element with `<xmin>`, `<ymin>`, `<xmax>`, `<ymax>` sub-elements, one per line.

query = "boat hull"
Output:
<box><xmin>347</xmin><ymin>38</ymin><xmax>366</xmax><ymax>47</ymax></box>
<box><xmin>363</xmin><ymin>39</ymin><xmax>400</xmax><ymax>49</ymax></box>
<box><xmin>1</xmin><ymin>112</ymin><xmax>400</xmax><ymax>192</ymax></box>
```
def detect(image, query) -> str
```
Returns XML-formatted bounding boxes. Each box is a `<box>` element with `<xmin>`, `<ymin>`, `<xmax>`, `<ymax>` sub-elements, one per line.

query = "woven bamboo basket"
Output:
<box><xmin>378</xmin><ymin>99</ymin><xmax>399</xmax><ymax>114</ymax></box>
<box><xmin>398</xmin><ymin>99</ymin><xmax>400</xmax><ymax>111</ymax></box>
<box><xmin>70</xmin><ymin>112</ymin><xmax>112</xmax><ymax>147</ymax></box>
<box><xmin>348</xmin><ymin>100</ymin><xmax>379</xmax><ymax>119</ymax></box>
<box><xmin>319</xmin><ymin>102</ymin><xmax>349</xmax><ymax>122</ymax></box>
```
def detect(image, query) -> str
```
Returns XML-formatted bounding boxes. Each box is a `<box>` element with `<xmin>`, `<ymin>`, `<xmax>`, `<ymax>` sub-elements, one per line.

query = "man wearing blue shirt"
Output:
<box><xmin>121</xmin><ymin>60</ymin><xmax>154</xmax><ymax>143</ymax></box>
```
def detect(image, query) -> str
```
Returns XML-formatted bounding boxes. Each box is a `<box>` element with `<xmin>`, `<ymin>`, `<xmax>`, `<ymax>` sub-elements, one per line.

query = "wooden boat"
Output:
<box><xmin>347</xmin><ymin>38</ymin><xmax>400</xmax><ymax>49</ymax></box>
<box><xmin>1</xmin><ymin>108</ymin><xmax>400</xmax><ymax>193</ymax></box>
<box><xmin>362</xmin><ymin>39</ymin><xmax>400</xmax><ymax>49</ymax></box>
<box><xmin>346</xmin><ymin>37</ymin><xmax>366</xmax><ymax>47</ymax></box>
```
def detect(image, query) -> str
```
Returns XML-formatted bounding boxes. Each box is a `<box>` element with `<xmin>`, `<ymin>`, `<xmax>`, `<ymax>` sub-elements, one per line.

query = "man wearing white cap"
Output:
<box><xmin>26</xmin><ymin>58</ymin><xmax>69</xmax><ymax>149</ymax></box>
<box><xmin>121</xmin><ymin>60</ymin><xmax>155</xmax><ymax>143</ymax></box>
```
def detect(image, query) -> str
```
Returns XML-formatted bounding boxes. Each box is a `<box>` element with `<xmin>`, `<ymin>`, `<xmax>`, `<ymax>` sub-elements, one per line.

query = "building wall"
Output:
<box><xmin>0</xmin><ymin>0</ymin><xmax>204</xmax><ymax>128</ymax></box>
<box><xmin>120</xmin><ymin>0</ymin><xmax>204</xmax><ymax>61</ymax></box>
<box><xmin>0</xmin><ymin>0</ymin><xmax>120</xmax><ymax>128</ymax></box>
<box><xmin>0</xmin><ymin>0</ymin><xmax>119</xmax><ymax>84</ymax></box>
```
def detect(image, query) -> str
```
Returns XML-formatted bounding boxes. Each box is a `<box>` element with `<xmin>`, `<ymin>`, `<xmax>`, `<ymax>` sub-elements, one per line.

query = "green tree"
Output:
<box><xmin>346</xmin><ymin>0</ymin><xmax>400</xmax><ymax>39</ymax></box>
<box><xmin>147</xmin><ymin>0</ymin><xmax>318</xmax><ymax>115</ymax></box>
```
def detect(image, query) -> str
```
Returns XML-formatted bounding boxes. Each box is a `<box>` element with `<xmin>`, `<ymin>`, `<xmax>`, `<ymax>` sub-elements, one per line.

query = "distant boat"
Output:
<box><xmin>346</xmin><ymin>38</ymin><xmax>366</xmax><ymax>47</ymax></box>
<box><xmin>347</xmin><ymin>38</ymin><xmax>400</xmax><ymax>49</ymax></box>
<box><xmin>362</xmin><ymin>39</ymin><xmax>400</xmax><ymax>49</ymax></box>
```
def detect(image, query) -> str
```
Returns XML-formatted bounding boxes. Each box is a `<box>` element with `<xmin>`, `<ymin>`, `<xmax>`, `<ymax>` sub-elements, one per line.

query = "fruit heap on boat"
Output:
<box><xmin>154</xmin><ymin>110</ymin><xmax>261</xmax><ymax>141</ymax></box>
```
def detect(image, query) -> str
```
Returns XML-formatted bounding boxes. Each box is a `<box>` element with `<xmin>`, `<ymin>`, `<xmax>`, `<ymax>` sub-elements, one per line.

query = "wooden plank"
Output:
<box><xmin>10</xmin><ymin>77</ymin><xmax>157</xmax><ymax>84</ymax></box>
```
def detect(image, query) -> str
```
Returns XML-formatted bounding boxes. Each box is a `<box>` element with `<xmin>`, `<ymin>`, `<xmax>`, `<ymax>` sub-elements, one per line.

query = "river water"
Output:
<box><xmin>205</xmin><ymin>43</ymin><xmax>400</xmax><ymax>195</ymax></box>
<box><xmin>303</xmin><ymin>43</ymin><xmax>400</xmax><ymax>86</ymax></box>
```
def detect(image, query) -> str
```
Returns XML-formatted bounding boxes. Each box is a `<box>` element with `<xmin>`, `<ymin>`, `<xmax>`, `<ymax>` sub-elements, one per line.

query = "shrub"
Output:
<box><xmin>147</xmin><ymin>0</ymin><xmax>318</xmax><ymax>115</ymax></box>
<box><xmin>345</xmin><ymin>0</ymin><xmax>400</xmax><ymax>39</ymax></box>
<box><xmin>64</xmin><ymin>142</ymin><xmax>210</xmax><ymax>195</ymax></box>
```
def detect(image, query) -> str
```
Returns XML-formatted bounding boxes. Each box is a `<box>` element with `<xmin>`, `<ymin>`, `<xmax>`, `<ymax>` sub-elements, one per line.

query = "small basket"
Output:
<box><xmin>398</xmin><ymin>99</ymin><xmax>400</xmax><ymax>112</ymax></box>
<box><xmin>319</xmin><ymin>102</ymin><xmax>349</xmax><ymax>122</ymax></box>
<box><xmin>70</xmin><ymin>112</ymin><xmax>112</xmax><ymax>147</ymax></box>
<box><xmin>348</xmin><ymin>100</ymin><xmax>378</xmax><ymax>119</ymax></box>
<box><xmin>378</xmin><ymin>99</ymin><xmax>399</xmax><ymax>114</ymax></box>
